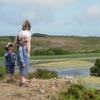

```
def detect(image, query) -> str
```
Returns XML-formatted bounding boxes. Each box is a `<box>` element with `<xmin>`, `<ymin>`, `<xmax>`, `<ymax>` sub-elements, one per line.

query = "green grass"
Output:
<box><xmin>29</xmin><ymin>53</ymin><xmax>100</xmax><ymax>67</ymax></box>
<box><xmin>1</xmin><ymin>53</ymin><xmax>100</xmax><ymax>67</ymax></box>
<box><xmin>1</xmin><ymin>52</ymin><xmax>100</xmax><ymax>60</ymax></box>
<box><xmin>30</xmin><ymin>53</ymin><xmax>100</xmax><ymax>60</ymax></box>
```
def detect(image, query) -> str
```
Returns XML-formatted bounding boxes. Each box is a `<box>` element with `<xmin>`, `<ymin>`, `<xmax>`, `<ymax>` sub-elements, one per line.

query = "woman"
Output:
<box><xmin>13</xmin><ymin>20</ymin><xmax>31</xmax><ymax>86</ymax></box>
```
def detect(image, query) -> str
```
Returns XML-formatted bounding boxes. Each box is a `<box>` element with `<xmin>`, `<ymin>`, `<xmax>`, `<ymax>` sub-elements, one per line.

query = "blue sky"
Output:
<box><xmin>0</xmin><ymin>0</ymin><xmax>100</xmax><ymax>36</ymax></box>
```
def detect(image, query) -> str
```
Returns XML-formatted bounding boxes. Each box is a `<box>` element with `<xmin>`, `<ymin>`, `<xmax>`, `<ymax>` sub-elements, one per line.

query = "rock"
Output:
<box><xmin>0</xmin><ymin>78</ymin><xmax>77</xmax><ymax>100</ymax></box>
<box><xmin>21</xmin><ymin>94</ymin><xmax>30</xmax><ymax>98</ymax></box>
<box><xmin>39</xmin><ymin>89</ymin><xmax>45</xmax><ymax>95</ymax></box>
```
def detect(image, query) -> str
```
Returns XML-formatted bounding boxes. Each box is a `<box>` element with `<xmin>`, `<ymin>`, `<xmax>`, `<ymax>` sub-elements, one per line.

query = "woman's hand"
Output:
<box><xmin>22</xmin><ymin>64</ymin><xmax>26</xmax><ymax>68</ymax></box>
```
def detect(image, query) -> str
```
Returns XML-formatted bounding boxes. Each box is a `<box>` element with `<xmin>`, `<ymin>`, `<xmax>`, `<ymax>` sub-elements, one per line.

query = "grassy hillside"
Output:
<box><xmin>0</xmin><ymin>34</ymin><xmax>100</xmax><ymax>56</ymax></box>
<box><xmin>31</xmin><ymin>35</ymin><xmax>100</xmax><ymax>55</ymax></box>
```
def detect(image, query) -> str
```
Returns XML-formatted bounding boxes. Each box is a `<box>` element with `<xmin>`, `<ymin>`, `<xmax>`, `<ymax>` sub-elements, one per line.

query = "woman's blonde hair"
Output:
<box><xmin>22</xmin><ymin>20</ymin><xmax>31</xmax><ymax>31</ymax></box>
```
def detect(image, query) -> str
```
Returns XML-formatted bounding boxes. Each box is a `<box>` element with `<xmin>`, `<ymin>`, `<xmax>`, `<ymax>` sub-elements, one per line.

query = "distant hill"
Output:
<box><xmin>0</xmin><ymin>34</ymin><xmax>100</xmax><ymax>56</ymax></box>
<box><xmin>32</xmin><ymin>33</ymin><xmax>50</xmax><ymax>37</ymax></box>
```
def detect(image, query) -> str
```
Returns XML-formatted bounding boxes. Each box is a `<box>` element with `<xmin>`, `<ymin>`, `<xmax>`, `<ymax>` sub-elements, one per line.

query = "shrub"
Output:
<box><xmin>67</xmin><ymin>83</ymin><xmax>85</xmax><ymax>99</ymax></box>
<box><xmin>0</xmin><ymin>49</ymin><xmax>4</xmax><ymax>56</ymax></box>
<box><xmin>32</xmin><ymin>48</ymin><xmax>71</xmax><ymax>56</ymax></box>
<box><xmin>27</xmin><ymin>69</ymin><xmax>58</xmax><ymax>79</ymax></box>
<box><xmin>90</xmin><ymin>58</ymin><xmax>100</xmax><ymax>77</ymax></box>
<box><xmin>32</xmin><ymin>33</ymin><xmax>49</xmax><ymax>37</ymax></box>
<box><xmin>57</xmin><ymin>83</ymin><xmax>100</xmax><ymax>100</ymax></box>
<box><xmin>90</xmin><ymin>67</ymin><xmax>98</xmax><ymax>76</ymax></box>
<box><xmin>32</xmin><ymin>49</ymin><xmax>55</xmax><ymax>56</ymax></box>
<box><xmin>0</xmin><ymin>67</ymin><xmax>5</xmax><ymax>80</ymax></box>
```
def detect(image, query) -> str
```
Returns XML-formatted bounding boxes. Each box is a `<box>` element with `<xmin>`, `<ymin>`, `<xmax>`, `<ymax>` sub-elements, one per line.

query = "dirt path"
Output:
<box><xmin>0</xmin><ymin>78</ymin><xmax>75</xmax><ymax>100</ymax></box>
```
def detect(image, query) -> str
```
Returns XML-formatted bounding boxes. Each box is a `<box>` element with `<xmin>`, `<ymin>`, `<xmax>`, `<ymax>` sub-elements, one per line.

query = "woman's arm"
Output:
<box><xmin>26</xmin><ymin>36</ymin><xmax>31</xmax><ymax>57</ymax></box>
<box><xmin>13</xmin><ymin>36</ymin><xmax>18</xmax><ymax>47</ymax></box>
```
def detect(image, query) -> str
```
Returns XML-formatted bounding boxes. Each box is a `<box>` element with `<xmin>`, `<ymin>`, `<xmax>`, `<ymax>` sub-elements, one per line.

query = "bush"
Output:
<box><xmin>27</xmin><ymin>69</ymin><xmax>58</xmax><ymax>79</ymax></box>
<box><xmin>32</xmin><ymin>48</ymin><xmax>71</xmax><ymax>56</ymax></box>
<box><xmin>57</xmin><ymin>83</ymin><xmax>100</xmax><ymax>100</ymax></box>
<box><xmin>32</xmin><ymin>33</ymin><xmax>49</xmax><ymax>37</ymax></box>
<box><xmin>67</xmin><ymin>83</ymin><xmax>85</xmax><ymax>99</ymax></box>
<box><xmin>0</xmin><ymin>49</ymin><xmax>4</xmax><ymax>56</ymax></box>
<box><xmin>90</xmin><ymin>58</ymin><xmax>100</xmax><ymax>77</ymax></box>
<box><xmin>90</xmin><ymin>67</ymin><xmax>98</xmax><ymax>76</ymax></box>
<box><xmin>0</xmin><ymin>67</ymin><xmax>5</xmax><ymax>80</ymax></box>
<box><xmin>32</xmin><ymin>49</ymin><xmax>55</xmax><ymax>56</ymax></box>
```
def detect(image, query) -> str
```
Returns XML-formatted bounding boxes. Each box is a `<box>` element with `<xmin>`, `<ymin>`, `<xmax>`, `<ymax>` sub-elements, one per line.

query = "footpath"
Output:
<box><xmin>0</xmin><ymin>77</ymin><xmax>75</xmax><ymax>100</ymax></box>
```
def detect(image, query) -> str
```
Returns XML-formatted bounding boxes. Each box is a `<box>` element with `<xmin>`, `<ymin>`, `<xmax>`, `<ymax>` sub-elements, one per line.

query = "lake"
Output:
<box><xmin>31</xmin><ymin>66</ymin><xmax>100</xmax><ymax>89</ymax></box>
<box><xmin>30</xmin><ymin>66</ymin><xmax>91</xmax><ymax>77</ymax></box>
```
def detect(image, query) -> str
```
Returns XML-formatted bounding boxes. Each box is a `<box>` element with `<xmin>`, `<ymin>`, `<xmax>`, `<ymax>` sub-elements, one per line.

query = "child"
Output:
<box><xmin>4</xmin><ymin>43</ymin><xmax>16</xmax><ymax>83</ymax></box>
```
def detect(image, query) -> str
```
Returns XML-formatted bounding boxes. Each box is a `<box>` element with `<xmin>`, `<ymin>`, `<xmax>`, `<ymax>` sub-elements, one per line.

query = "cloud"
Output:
<box><xmin>0</xmin><ymin>4</ymin><xmax>53</xmax><ymax>26</ymax></box>
<box><xmin>81</xmin><ymin>4</ymin><xmax>100</xmax><ymax>23</ymax></box>
<box><xmin>54</xmin><ymin>4</ymin><xmax>100</xmax><ymax>28</ymax></box>
<box><xmin>69</xmin><ymin>4</ymin><xmax>100</xmax><ymax>27</ymax></box>
<box><xmin>0</xmin><ymin>0</ymin><xmax>75</xmax><ymax>7</ymax></box>
<box><xmin>87</xmin><ymin>5</ymin><xmax>100</xmax><ymax>16</ymax></box>
<box><xmin>32</xmin><ymin>0</ymin><xmax>75</xmax><ymax>9</ymax></box>
<box><xmin>0</xmin><ymin>0</ymin><xmax>76</xmax><ymax>26</ymax></box>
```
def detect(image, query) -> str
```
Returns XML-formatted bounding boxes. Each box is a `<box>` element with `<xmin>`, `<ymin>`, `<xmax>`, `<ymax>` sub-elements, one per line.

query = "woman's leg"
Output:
<box><xmin>20</xmin><ymin>75</ymin><xmax>26</xmax><ymax>83</ymax></box>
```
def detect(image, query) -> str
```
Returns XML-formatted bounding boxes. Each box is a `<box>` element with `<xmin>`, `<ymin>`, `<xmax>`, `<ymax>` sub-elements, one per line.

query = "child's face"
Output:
<box><xmin>8</xmin><ymin>46</ymin><xmax>14</xmax><ymax>51</ymax></box>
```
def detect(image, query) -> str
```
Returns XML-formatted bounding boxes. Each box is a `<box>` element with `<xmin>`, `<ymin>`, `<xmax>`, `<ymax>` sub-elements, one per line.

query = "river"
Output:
<box><xmin>30</xmin><ymin>66</ymin><xmax>91</xmax><ymax>77</ymax></box>
<box><xmin>30</xmin><ymin>66</ymin><xmax>100</xmax><ymax>89</ymax></box>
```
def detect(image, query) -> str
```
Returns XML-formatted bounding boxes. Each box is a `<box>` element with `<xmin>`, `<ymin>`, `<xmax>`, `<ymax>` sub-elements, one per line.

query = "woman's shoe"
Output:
<box><xmin>26</xmin><ymin>79</ymin><xmax>31</xmax><ymax>83</ymax></box>
<box><xmin>19</xmin><ymin>82</ymin><xmax>29</xmax><ymax>87</ymax></box>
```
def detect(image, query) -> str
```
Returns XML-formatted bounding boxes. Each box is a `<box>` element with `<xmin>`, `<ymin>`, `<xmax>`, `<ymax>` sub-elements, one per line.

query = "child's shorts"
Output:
<box><xmin>6</xmin><ymin>65</ymin><xmax>15</xmax><ymax>74</ymax></box>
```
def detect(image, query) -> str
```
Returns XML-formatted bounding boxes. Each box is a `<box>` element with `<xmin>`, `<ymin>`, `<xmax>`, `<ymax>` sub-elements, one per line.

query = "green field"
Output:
<box><xmin>28</xmin><ymin>53</ymin><xmax>100</xmax><ymax>68</ymax></box>
<box><xmin>30</xmin><ymin>53</ymin><xmax>100</xmax><ymax>60</ymax></box>
<box><xmin>1</xmin><ymin>53</ymin><xmax>100</xmax><ymax>67</ymax></box>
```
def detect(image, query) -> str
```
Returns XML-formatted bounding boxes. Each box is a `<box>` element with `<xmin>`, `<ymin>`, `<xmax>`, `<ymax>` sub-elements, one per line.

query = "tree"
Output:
<box><xmin>90</xmin><ymin>58</ymin><xmax>100</xmax><ymax>77</ymax></box>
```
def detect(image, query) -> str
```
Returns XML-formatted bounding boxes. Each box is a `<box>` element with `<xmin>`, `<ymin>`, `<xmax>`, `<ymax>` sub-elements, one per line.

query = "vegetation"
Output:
<box><xmin>32</xmin><ymin>33</ymin><xmax>50</xmax><ymax>37</ymax></box>
<box><xmin>57</xmin><ymin>83</ymin><xmax>100</xmax><ymax>100</ymax></box>
<box><xmin>0</xmin><ymin>67</ymin><xmax>58</xmax><ymax>80</ymax></box>
<box><xmin>27</xmin><ymin>69</ymin><xmax>58</xmax><ymax>79</ymax></box>
<box><xmin>0</xmin><ymin>67</ymin><xmax>5</xmax><ymax>80</ymax></box>
<box><xmin>1</xmin><ymin>35</ymin><xmax>100</xmax><ymax>56</ymax></box>
<box><xmin>32</xmin><ymin>48</ymin><xmax>71</xmax><ymax>55</ymax></box>
<box><xmin>90</xmin><ymin>58</ymin><xmax>100</xmax><ymax>77</ymax></box>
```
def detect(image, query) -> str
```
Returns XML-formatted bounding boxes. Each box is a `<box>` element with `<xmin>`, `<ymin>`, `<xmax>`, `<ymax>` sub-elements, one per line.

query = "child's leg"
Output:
<box><xmin>6</xmin><ymin>74</ymin><xmax>11</xmax><ymax>81</ymax></box>
<box><xmin>10</xmin><ymin>73</ymin><xmax>15</xmax><ymax>80</ymax></box>
<box><xmin>10</xmin><ymin>65</ymin><xmax>15</xmax><ymax>80</ymax></box>
<box><xmin>6</xmin><ymin>65</ymin><xmax>11</xmax><ymax>81</ymax></box>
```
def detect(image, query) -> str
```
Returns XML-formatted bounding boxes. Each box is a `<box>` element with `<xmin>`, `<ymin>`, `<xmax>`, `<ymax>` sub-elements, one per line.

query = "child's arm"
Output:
<box><xmin>4</xmin><ymin>51</ymin><xmax>9</xmax><ymax>57</ymax></box>
<box><xmin>12</xmin><ymin>53</ymin><xmax>16</xmax><ymax>60</ymax></box>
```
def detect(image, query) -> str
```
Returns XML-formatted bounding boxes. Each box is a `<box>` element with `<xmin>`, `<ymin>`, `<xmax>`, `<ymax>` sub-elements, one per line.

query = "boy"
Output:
<box><xmin>4</xmin><ymin>43</ymin><xmax>16</xmax><ymax>83</ymax></box>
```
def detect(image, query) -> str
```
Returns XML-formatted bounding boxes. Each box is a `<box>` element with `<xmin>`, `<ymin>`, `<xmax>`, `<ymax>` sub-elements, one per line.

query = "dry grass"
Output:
<box><xmin>77</xmin><ymin>76</ymin><xmax>100</xmax><ymax>84</ymax></box>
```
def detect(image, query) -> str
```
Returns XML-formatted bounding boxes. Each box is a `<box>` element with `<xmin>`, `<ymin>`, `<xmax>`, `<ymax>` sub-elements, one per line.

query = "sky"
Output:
<box><xmin>0</xmin><ymin>0</ymin><xmax>100</xmax><ymax>36</ymax></box>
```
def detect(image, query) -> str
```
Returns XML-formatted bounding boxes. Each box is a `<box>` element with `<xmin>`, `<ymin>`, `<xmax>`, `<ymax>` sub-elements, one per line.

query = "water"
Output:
<box><xmin>31</xmin><ymin>66</ymin><xmax>91</xmax><ymax>77</ymax></box>
<box><xmin>55</xmin><ymin>66</ymin><xmax>90</xmax><ymax>77</ymax></box>
<box><xmin>31</xmin><ymin>66</ymin><xmax>100</xmax><ymax>89</ymax></box>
